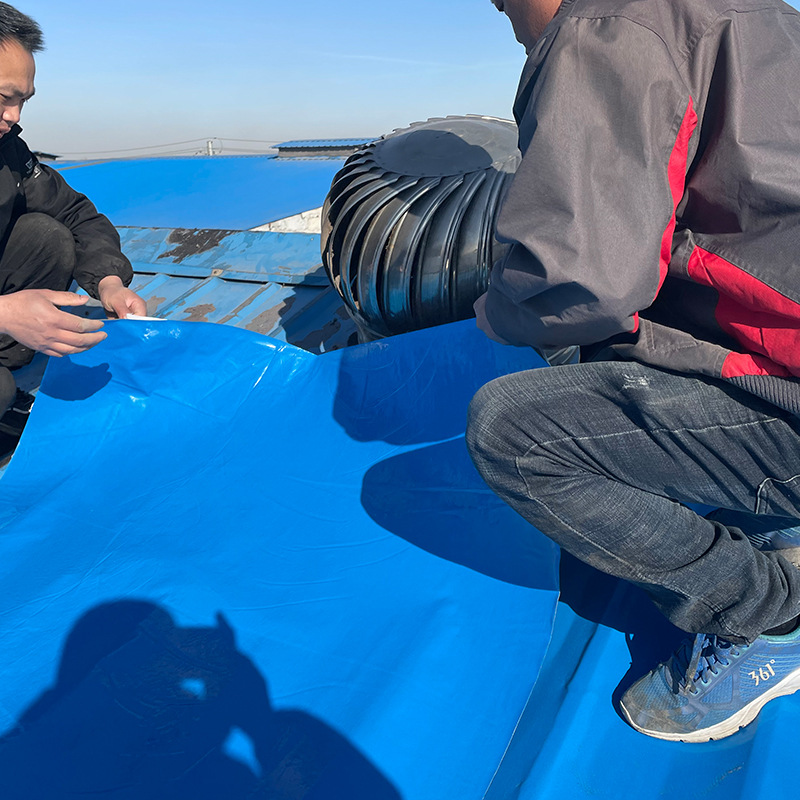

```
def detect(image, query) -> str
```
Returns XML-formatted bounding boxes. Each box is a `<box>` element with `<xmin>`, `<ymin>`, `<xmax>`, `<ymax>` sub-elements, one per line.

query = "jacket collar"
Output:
<box><xmin>0</xmin><ymin>124</ymin><xmax>22</xmax><ymax>151</ymax></box>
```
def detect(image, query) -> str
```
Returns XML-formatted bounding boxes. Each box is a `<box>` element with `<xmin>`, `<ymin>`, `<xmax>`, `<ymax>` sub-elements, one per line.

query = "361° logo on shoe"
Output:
<box><xmin>748</xmin><ymin>660</ymin><xmax>776</xmax><ymax>686</ymax></box>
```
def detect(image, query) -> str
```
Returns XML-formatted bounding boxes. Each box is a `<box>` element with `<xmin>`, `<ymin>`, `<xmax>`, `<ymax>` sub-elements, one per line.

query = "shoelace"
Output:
<box><xmin>668</xmin><ymin>634</ymin><xmax>747</xmax><ymax>694</ymax></box>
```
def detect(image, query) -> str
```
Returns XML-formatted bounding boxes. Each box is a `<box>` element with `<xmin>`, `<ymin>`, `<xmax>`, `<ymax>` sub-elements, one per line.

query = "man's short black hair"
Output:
<box><xmin>0</xmin><ymin>2</ymin><xmax>43</xmax><ymax>53</ymax></box>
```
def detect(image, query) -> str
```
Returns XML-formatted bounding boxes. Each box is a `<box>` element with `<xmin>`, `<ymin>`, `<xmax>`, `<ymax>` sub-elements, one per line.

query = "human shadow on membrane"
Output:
<box><xmin>332</xmin><ymin>322</ymin><xmax>555</xmax><ymax>590</ymax></box>
<box><xmin>557</xmin><ymin>552</ymin><xmax>688</xmax><ymax>696</ymax></box>
<box><xmin>0</xmin><ymin>600</ymin><xmax>401</xmax><ymax>800</ymax></box>
<box><xmin>359</xmin><ymin>437</ymin><xmax>558</xmax><ymax>590</ymax></box>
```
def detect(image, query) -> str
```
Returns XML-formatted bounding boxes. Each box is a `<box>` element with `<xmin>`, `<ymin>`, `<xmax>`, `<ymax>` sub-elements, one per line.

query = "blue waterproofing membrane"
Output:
<box><xmin>0</xmin><ymin>318</ymin><xmax>560</xmax><ymax>799</ymax></box>
<box><xmin>54</xmin><ymin>155</ymin><xmax>344</xmax><ymax>229</ymax></box>
<box><xmin>15</xmin><ymin>150</ymin><xmax>798</xmax><ymax>794</ymax></box>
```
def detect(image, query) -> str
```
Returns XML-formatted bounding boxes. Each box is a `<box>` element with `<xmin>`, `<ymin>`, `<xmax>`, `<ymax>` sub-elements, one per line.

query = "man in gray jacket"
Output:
<box><xmin>469</xmin><ymin>0</ymin><xmax>800</xmax><ymax>741</ymax></box>
<box><xmin>0</xmin><ymin>3</ymin><xmax>145</xmax><ymax>424</ymax></box>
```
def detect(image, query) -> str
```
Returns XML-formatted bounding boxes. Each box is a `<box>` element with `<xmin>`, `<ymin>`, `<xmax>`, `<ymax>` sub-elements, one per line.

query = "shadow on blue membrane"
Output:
<box><xmin>0</xmin><ymin>600</ymin><xmax>400</xmax><ymax>799</ymax></box>
<box><xmin>361</xmin><ymin>437</ymin><xmax>558</xmax><ymax>590</ymax></box>
<box><xmin>332</xmin><ymin>320</ymin><xmax>546</xmax><ymax>446</ymax></box>
<box><xmin>41</xmin><ymin>357</ymin><xmax>112</xmax><ymax>402</ymax></box>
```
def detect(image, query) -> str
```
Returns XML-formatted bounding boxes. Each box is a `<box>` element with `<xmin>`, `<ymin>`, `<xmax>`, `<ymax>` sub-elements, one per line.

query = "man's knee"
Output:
<box><xmin>13</xmin><ymin>213</ymin><xmax>77</xmax><ymax>276</ymax></box>
<box><xmin>466</xmin><ymin>379</ymin><xmax>500</xmax><ymax>460</ymax></box>
<box><xmin>0</xmin><ymin>213</ymin><xmax>77</xmax><ymax>293</ymax></box>
<box><xmin>467</xmin><ymin>376</ymin><xmax>526</xmax><ymax>475</ymax></box>
<box><xmin>468</xmin><ymin>368</ymin><xmax>576</xmax><ymax>499</ymax></box>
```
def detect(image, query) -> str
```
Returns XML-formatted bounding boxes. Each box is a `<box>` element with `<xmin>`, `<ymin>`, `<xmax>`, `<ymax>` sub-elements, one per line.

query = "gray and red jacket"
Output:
<box><xmin>483</xmin><ymin>0</ymin><xmax>800</xmax><ymax>413</ymax></box>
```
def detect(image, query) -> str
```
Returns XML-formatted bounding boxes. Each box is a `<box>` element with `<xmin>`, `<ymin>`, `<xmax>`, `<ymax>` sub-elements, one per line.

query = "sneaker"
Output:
<box><xmin>620</xmin><ymin>627</ymin><xmax>800</xmax><ymax>742</ymax></box>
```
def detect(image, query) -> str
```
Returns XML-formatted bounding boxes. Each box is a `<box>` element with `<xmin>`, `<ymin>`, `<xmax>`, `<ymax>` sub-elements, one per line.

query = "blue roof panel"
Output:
<box><xmin>54</xmin><ymin>155</ymin><xmax>343</xmax><ymax>230</ymax></box>
<box><xmin>113</xmin><ymin>224</ymin><xmax>354</xmax><ymax>351</ymax></box>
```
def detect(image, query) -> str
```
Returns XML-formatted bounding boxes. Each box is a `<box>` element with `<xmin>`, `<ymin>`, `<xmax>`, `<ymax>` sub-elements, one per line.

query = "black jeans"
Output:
<box><xmin>0</xmin><ymin>213</ymin><xmax>76</xmax><ymax>413</ymax></box>
<box><xmin>466</xmin><ymin>360</ymin><xmax>800</xmax><ymax>643</ymax></box>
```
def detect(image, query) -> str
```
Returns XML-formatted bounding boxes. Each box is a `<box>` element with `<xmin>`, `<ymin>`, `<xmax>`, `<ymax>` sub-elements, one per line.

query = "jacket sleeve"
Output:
<box><xmin>21</xmin><ymin>151</ymin><xmax>133</xmax><ymax>299</ymax></box>
<box><xmin>483</xmin><ymin>16</ymin><xmax>694</xmax><ymax>349</ymax></box>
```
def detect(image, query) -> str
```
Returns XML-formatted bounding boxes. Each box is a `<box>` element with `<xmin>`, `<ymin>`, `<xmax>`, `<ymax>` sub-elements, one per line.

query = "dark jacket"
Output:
<box><xmin>0</xmin><ymin>125</ymin><xmax>132</xmax><ymax>298</ymax></box>
<box><xmin>484</xmin><ymin>0</ymin><xmax>800</xmax><ymax>413</ymax></box>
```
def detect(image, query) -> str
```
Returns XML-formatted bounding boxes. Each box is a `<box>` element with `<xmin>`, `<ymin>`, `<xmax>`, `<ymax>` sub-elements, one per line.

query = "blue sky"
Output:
<box><xmin>20</xmin><ymin>0</ymin><xmax>525</xmax><ymax>158</ymax></box>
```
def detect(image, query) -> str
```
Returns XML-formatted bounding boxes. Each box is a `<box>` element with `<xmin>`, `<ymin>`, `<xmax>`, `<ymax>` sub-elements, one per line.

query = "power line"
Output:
<box><xmin>218</xmin><ymin>147</ymin><xmax>278</xmax><ymax>153</ymax></box>
<box><xmin>57</xmin><ymin>137</ymin><xmax>216</xmax><ymax>156</ymax></box>
<box><xmin>55</xmin><ymin>136</ymin><xmax>281</xmax><ymax>160</ymax></box>
<box><xmin>60</xmin><ymin>148</ymin><xmax>214</xmax><ymax>162</ymax></box>
<box><xmin>58</xmin><ymin>148</ymin><xmax>278</xmax><ymax>162</ymax></box>
<box><xmin>217</xmin><ymin>137</ymin><xmax>280</xmax><ymax>144</ymax></box>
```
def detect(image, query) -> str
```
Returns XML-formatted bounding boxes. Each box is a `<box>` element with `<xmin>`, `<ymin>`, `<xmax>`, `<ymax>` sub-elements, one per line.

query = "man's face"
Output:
<box><xmin>491</xmin><ymin>0</ymin><xmax>562</xmax><ymax>52</ymax></box>
<box><xmin>0</xmin><ymin>38</ymin><xmax>35</xmax><ymax>138</ymax></box>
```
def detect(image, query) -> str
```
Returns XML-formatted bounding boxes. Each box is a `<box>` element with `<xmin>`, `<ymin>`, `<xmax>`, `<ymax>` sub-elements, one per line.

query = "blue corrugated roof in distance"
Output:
<box><xmin>54</xmin><ymin>154</ymin><xmax>344</xmax><ymax>230</ymax></box>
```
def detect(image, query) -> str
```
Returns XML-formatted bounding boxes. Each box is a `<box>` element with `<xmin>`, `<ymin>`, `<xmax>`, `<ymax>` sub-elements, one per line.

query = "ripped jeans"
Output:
<box><xmin>466</xmin><ymin>360</ymin><xmax>800</xmax><ymax>643</ymax></box>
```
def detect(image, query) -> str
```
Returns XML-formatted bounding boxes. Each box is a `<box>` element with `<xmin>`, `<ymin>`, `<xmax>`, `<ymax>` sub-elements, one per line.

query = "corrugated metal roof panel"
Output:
<box><xmin>142</xmin><ymin>275</ymin><xmax>272</xmax><ymax>324</ymax></box>
<box><xmin>113</xmin><ymin>223</ymin><xmax>357</xmax><ymax>353</ymax></box>
<box><xmin>251</xmin><ymin>283</ymin><xmax>356</xmax><ymax>351</ymax></box>
<box><xmin>129</xmin><ymin>272</ymin><xmax>209</xmax><ymax>316</ymax></box>
<box><xmin>126</xmin><ymin>274</ymin><xmax>355</xmax><ymax>353</ymax></box>
<box><xmin>61</xmin><ymin>271</ymin><xmax>355</xmax><ymax>360</ymax></box>
<box><xmin>118</xmin><ymin>226</ymin><xmax>327</xmax><ymax>284</ymax></box>
<box><xmin>118</xmin><ymin>224</ymin><xmax>357</xmax><ymax>353</ymax></box>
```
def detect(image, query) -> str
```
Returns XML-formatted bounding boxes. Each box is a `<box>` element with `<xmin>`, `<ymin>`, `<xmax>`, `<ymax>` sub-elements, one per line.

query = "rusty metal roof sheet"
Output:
<box><xmin>117</xmin><ymin>224</ymin><xmax>356</xmax><ymax>353</ymax></box>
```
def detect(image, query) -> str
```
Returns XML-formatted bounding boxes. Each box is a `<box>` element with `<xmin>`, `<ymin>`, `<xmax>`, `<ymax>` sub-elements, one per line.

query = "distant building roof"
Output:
<box><xmin>276</xmin><ymin>138</ymin><xmax>376</xmax><ymax>149</ymax></box>
<box><xmin>274</xmin><ymin>138</ymin><xmax>376</xmax><ymax>158</ymax></box>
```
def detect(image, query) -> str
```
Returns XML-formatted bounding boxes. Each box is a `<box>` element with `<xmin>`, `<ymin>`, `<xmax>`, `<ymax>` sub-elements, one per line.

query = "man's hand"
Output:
<box><xmin>0</xmin><ymin>290</ymin><xmax>107</xmax><ymax>357</ymax></box>
<box><xmin>98</xmin><ymin>275</ymin><xmax>147</xmax><ymax>319</ymax></box>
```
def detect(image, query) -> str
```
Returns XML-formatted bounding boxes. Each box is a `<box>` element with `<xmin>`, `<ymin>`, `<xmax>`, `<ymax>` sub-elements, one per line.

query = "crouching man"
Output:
<box><xmin>469</xmin><ymin>0</ymin><xmax>800</xmax><ymax>742</ymax></box>
<box><xmin>0</xmin><ymin>3</ymin><xmax>145</xmax><ymax>419</ymax></box>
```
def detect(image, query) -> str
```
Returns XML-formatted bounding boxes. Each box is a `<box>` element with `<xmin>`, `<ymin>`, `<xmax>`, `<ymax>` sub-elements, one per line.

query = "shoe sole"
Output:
<box><xmin>620</xmin><ymin>666</ymin><xmax>800</xmax><ymax>742</ymax></box>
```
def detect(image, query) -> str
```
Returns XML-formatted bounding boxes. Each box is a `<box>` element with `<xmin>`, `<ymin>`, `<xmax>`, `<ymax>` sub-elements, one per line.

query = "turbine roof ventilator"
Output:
<box><xmin>321</xmin><ymin>115</ymin><xmax>521</xmax><ymax>340</ymax></box>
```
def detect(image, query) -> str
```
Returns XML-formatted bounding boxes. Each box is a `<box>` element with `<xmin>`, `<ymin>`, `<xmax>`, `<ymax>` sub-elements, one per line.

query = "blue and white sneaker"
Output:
<box><xmin>620</xmin><ymin>627</ymin><xmax>800</xmax><ymax>741</ymax></box>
